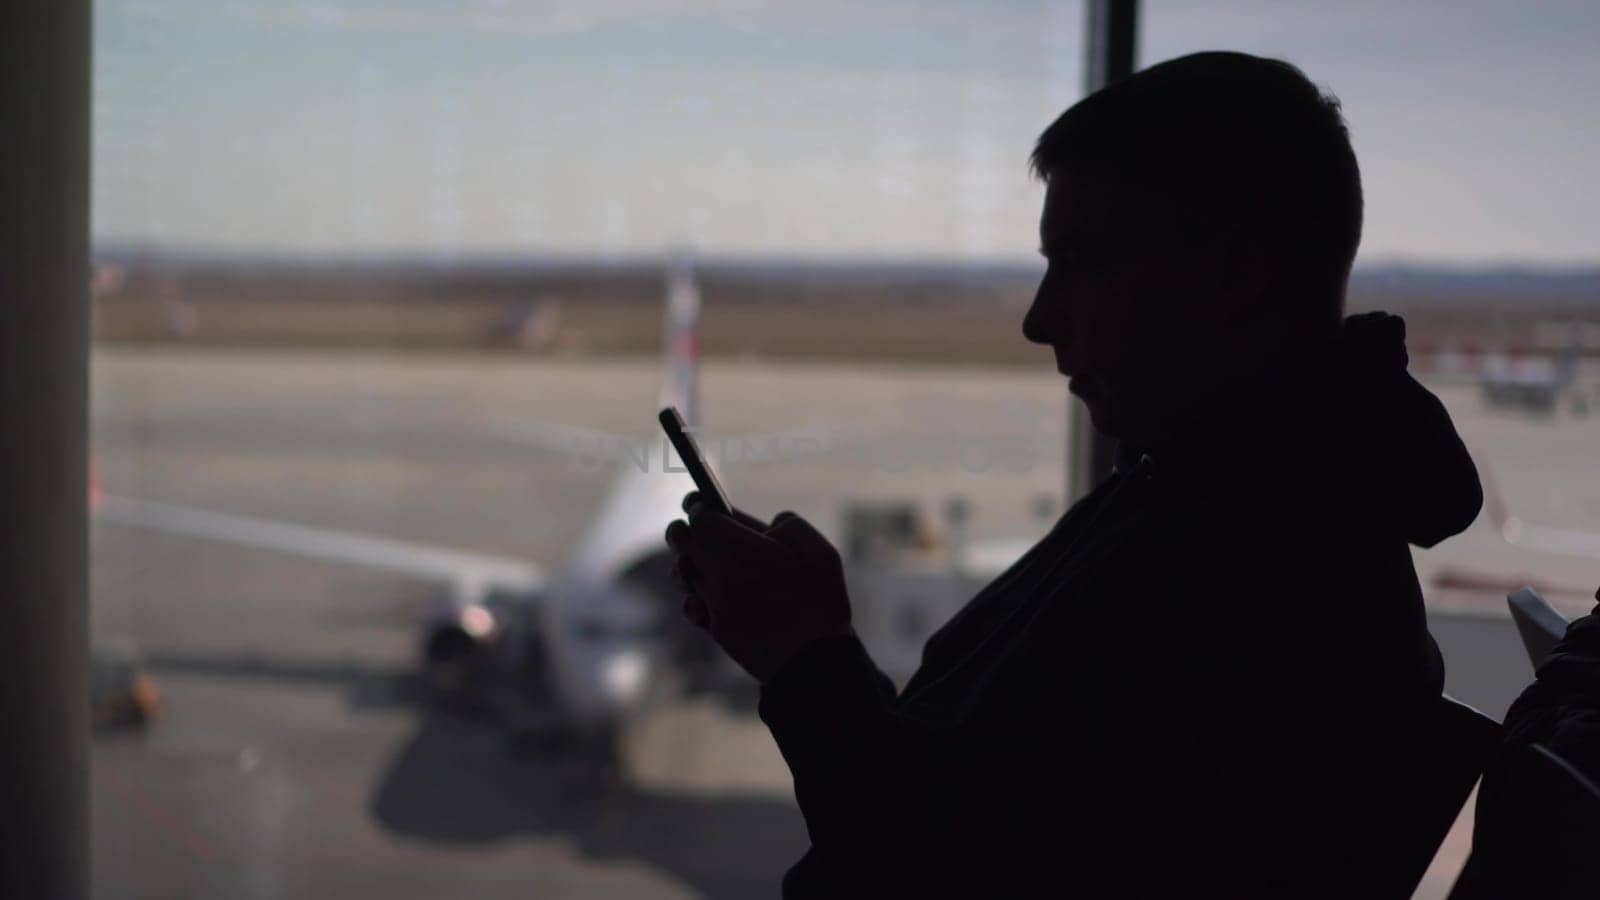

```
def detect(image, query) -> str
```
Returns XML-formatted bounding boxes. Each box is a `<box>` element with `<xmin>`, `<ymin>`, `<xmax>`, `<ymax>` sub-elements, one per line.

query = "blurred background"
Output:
<box><xmin>88</xmin><ymin>2</ymin><xmax>1599</xmax><ymax>897</ymax></box>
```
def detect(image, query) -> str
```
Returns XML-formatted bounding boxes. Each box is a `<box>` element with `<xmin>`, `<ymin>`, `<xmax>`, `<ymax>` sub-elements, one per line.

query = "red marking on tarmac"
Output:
<box><xmin>93</xmin><ymin>761</ymin><xmax>221</xmax><ymax>862</ymax></box>
<box><xmin>88</xmin><ymin>457</ymin><xmax>103</xmax><ymax>513</ymax></box>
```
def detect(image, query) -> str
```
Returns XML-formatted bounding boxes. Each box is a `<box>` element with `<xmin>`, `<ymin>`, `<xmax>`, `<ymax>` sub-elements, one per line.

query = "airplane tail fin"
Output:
<box><xmin>658</xmin><ymin>247</ymin><xmax>702</xmax><ymax>426</ymax></box>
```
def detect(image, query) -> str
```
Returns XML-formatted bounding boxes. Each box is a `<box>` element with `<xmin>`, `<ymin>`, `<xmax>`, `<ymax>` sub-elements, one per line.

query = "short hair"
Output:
<box><xmin>1030</xmin><ymin>51</ymin><xmax>1362</xmax><ymax>320</ymax></box>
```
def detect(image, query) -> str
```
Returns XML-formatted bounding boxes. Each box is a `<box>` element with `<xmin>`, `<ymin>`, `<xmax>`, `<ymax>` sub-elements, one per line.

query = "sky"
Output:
<box><xmin>92</xmin><ymin>0</ymin><xmax>1600</xmax><ymax>266</ymax></box>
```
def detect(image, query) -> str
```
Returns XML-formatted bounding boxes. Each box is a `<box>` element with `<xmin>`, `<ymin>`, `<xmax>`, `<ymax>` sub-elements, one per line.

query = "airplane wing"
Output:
<box><xmin>483</xmin><ymin>416</ymin><xmax>869</xmax><ymax>468</ymax></box>
<box><xmin>1480</xmin><ymin>462</ymin><xmax>1600</xmax><ymax>560</ymax></box>
<box><xmin>481</xmin><ymin>419</ymin><xmax>642</xmax><ymax>463</ymax></box>
<box><xmin>484</xmin><ymin>416</ymin><xmax>1051</xmax><ymax>471</ymax></box>
<box><xmin>95</xmin><ymin>494</ymin><xmax>544</xmax><ymax>601</ymax></box>
<box><xmin>1498</xmin><ymin>515</ymin><xmax>1600</xmax><ymax>559</ymax></box>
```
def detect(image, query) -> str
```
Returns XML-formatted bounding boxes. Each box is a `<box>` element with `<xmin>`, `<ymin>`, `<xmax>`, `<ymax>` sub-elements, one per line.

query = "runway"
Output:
<box><xmin>89</xmin><ymin>348</ymin><xmax>1600</xmax><ymax>898</ymax></box>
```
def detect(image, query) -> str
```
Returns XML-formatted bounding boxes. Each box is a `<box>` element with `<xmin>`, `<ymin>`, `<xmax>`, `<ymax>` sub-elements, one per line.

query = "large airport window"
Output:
<box><xmin>88</xmin><ymin>2</ymin><xmax>1599</xmax><ymax>897</ymax></box>
<box><xmin>89</xmin><ymin>1</ymin><xmax>1078</xmax><ymax>895</ymax></box>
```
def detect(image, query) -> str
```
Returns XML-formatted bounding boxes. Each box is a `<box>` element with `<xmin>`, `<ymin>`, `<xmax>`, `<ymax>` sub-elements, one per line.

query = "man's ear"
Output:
<box><xmin>1216</xmin><ymin>228</ymin><xmax>1275</xmax><ymax>323</ymax></box>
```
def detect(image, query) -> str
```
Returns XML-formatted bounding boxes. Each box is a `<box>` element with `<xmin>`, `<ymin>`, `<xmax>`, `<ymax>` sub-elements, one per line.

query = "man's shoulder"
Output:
<box><xmin>1152</xmin><ymin>472</ymin><xmax>1379</xmax><ymax>556</ymax></box>
<box><xmin>1092</xmin><ymin>475</ymin><xmax>1417</xmax><ymax>643</ymax></box>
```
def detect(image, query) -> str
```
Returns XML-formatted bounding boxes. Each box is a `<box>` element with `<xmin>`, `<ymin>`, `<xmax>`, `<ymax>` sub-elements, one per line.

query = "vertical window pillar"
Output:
<box><xmin>1068</xmin><ymin>0</ymin><xmax>1139</xmax><ymax>502</ymax></box>
<box><xmin>0</xmin><ymin>2</ymin><xmax>91</xmax><ymax>898</ymax></box>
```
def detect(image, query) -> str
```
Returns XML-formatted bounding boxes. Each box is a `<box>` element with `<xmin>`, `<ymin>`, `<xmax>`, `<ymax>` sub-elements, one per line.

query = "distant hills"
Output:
<box><xmin>1349</xmin><ymin>264</ymin><xmax>1600</xmax><ymax>310</ymax></box>
<box><xmin>87</xmin><ymin>248</ymin><xmax>1600</xmax><ymax>358</ymax></box>
<box><xmin>90</xmin><ymin>247</ymin><xmax>1600</xmax><ymax>314</ymax></box>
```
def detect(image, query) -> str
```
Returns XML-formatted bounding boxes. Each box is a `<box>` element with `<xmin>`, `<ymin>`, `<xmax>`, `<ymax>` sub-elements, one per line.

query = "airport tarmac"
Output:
<box><xmin>89</xmin><ymin>348</ymin><xmax>1600</xmax><ymax>898</ymax></box>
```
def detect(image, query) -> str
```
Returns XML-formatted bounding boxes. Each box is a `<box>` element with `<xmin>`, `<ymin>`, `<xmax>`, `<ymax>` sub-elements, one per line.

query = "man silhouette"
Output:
<box><xmin>666</xmin><ymin>51</ymin><xmax>1483</xmax><ymax>897</ymax></box>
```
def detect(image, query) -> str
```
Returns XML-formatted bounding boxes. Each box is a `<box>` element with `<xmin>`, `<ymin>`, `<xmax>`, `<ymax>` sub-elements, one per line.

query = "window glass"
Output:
<box><xmin>90</xmin><ymin>2</ymin><xmax>1079</xmax><ymax>895</ymax></box>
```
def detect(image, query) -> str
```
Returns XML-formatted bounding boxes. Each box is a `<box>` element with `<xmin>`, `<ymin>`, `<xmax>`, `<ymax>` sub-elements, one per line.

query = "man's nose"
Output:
<box><xmin>1022</xmin><ymin>284</ymin><xmax>1059</xmax><ymax>346</ymax></box>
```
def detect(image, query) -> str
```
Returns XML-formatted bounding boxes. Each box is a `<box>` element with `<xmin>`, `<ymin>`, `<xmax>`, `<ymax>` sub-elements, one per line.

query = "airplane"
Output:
<box><xmin>1428</xmin><ymin>457</ymin><xmax>1600</xmax><ymax>603</ymax></box>
<box><xmin>92</xmin><ymin>250</ymin><xmax>1044</xmax><ymax>753</ymax></box>
<box><xmin>92</xmin><ymin>251</ymin><xmax>732</xmax><ymax>755</ymax></box>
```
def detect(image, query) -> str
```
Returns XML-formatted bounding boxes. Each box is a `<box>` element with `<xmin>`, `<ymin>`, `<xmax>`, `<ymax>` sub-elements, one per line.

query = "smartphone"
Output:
<box><xmin>659</xmin><ymin>406</ymin><xmax>733</xmax><ymax>516</ymax></box>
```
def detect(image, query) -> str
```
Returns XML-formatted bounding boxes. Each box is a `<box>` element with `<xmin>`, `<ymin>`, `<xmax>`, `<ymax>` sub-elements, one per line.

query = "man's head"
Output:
<box><xmin>1022</xmin><ymin>51</ymin><xmax>1363</xmax><ymax>446</ymax></box>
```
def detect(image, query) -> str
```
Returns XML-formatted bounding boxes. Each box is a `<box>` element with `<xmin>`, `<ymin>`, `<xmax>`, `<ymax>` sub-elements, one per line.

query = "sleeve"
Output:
<box><xmin>751</xmin><ymin>491</ymin><xmax>1130</xmax><ymax>896</ymax></box>
<box><xmin>756</xmin><ymin>633</ymin><xmax>1040</xmax><ymax>896</ymax></box>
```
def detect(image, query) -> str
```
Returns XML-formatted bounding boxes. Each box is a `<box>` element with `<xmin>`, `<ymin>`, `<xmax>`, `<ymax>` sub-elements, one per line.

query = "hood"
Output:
<box><xmin>1118</xmin><ymin>311</ymin><xmax>1484</xmax><ymax>548</ymax></box>
<box><xmin>1319</xmin><ymin>311</ymin><xmax>1485</xmax><ymax>547</ymax></box>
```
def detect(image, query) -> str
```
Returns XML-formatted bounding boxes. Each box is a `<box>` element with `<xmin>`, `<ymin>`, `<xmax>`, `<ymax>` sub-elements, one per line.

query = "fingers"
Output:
<box><xmin>686</xmin><ymin>501</ymin><xmax>774</xmax><ymax>555</ymax></box>
<box><xmin>766</xmin><ymin>511</ymin><xmax>839</xmax><ymax>570</ymax></box>
<box><xmin>683</xmin><ymin>592</ymin><xmax>710</xmax><ymax>629</ymax></box>
<box><xmin>667</xmin><ymin>517</ymin><xmax>718</xmax><ymax>586</ymax></box>
<box><xmin>673</xmin><ymin>556</ymin><xmax>711</xmax><ymax>629</ymax></box>
<box><xmin>665</xmin><ymin>518</ymin><xmax>692</xmax><ymax>553</ymax></box>
<box><xmin>682</xmin><ymin>491</ymin><xmax>767</xmax><ymax>532</ymax></box>
<box><xmin>671</xmin><ymin>502</ymin><xmax>819</xmax><ymax>580</ymax></box>
<box><xmin>669</xmin><ymin>537</ymin><xmax>713</xmax><ymax>630</ymax></box>
<box><xmin>667</xmin><ymin>513</ymin><xmax>744</xmax><ymax>599</ymax></box>
<box><xmin>666</xmin><ymin>516</ymin><xmax>714</xmax><ymax>594</ymax></box>
<box><xmin>670</xmin><ymin>551</ymin><xmax>699</xmax><ymax>589</ymax></box>
<box><xmin>765</xmin><ymin>510</ymin><xmax>814</xmax><ymax>544</ymax></box>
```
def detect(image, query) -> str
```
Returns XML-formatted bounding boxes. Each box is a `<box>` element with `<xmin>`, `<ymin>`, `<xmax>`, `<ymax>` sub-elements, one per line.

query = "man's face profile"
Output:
<box><xmin>1023</xmin><ymin>165</ymin><xmax>1210</xmax><ymax>445</ymax></box>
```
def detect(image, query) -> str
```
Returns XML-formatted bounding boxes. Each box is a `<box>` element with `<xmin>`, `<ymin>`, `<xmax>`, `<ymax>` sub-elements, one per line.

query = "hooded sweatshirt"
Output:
<box><xmin>758</xmin><ymin>311</ymin><xmax>1485</xmax><ymax>898</ymax></box>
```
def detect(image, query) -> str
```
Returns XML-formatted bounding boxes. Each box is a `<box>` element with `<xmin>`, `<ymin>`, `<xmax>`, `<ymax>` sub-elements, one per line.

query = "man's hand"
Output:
<box><xmin>664</xmin><ymin>492</ymin><xmax>853</xmax><ymax>684</ymax></box>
